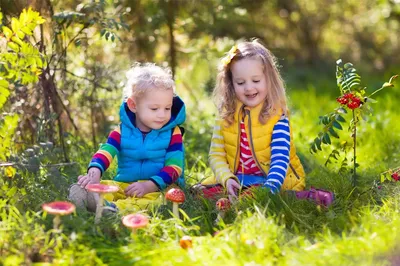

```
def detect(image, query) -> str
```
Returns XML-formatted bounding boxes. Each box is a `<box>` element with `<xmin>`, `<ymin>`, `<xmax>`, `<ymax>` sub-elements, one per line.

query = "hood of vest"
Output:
<box><xmin>119</xmin><ymin>95</ymin><xmax>186</xmax><ymax>131</ymax></box>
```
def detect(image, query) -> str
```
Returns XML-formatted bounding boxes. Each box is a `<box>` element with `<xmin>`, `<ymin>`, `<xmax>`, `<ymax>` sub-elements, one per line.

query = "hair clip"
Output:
<box><xmin>221</xmin><ymin>45</ymin><xmax>238</xmax><ymax>66</ymax></box>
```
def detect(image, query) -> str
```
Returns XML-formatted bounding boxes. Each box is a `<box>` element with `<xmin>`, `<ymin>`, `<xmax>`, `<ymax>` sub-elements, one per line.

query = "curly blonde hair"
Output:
<box><xmin>123</xmin><ymin>63</ymin><xmax>175</xmax><ymax>100</ymax></box>
<box><xmin>214</xmin><ymin>40</ymin><xmax>287</xmax><ymax>125</ymax></box>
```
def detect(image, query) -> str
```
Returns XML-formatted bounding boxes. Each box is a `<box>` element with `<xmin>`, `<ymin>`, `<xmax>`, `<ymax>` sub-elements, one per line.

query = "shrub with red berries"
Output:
<box><xmin>336</xmin><ymin>92</ymin><xmax>362</xmax><ymax>110</ymax></box>
<box><xmin>312</xmin><ymin>59</ymin><xmax>397</xmax><ymax>188</ymax></box>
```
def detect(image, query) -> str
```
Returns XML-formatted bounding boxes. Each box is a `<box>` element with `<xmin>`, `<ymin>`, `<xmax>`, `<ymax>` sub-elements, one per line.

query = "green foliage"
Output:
<box><xmin>53</xmin><ymin>2</ymin><xmax>128</xmax><ymax>43</ymax></box>
<box><xmin>0</xmin><ymin>8</ymin><xmax>46</xmax><ymax>162</ymax></box>
<box><xmin>310</xmin><ymin>59</ymin><xmax>398</xmax><ymax>185</ymax></box>
<box><xmin>0</xmin><ymin>8</ymin><xmax>46</xmax><ymax>87</ymax></box>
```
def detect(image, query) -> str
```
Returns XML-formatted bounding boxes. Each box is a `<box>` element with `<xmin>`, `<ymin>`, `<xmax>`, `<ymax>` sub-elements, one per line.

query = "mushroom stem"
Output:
<box><xmin>95</xmin><ymin>194</ymin><xmax>104</xmax><ymax>224</ymax></box>
<box><xmin>216</xmin><ymin>211</ymin><xmax>225</xmax><ymax>223</ymax></box>
<box><xmin>53</xmin><ymin>215</ymin><xmax>61</xmax><ymax>230</ymax></box>
<box><xmin>172</xmin><ymin>202</ymin><xmax>179</xmax><ymax>218</ymax></box>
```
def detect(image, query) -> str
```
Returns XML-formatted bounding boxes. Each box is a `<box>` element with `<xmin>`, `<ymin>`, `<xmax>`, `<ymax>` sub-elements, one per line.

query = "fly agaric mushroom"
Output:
<box><xmin>179</xmin><ymin>235</ymin><xmax>193</xmax><ymax>250</ymax></box>
<box><xmin>165</xmin><ymin>188</ymin><xmax>185</xmax><ymax>218</ymax></box>
<box><xmin>215</xmin><ymin>198</ymin><xmax>230</xmax><ymax>223</ymax></box>
<box><xmin>122</xmin><ymin>213</ymin><xmax>149</xmax><ymax>234</ymax></box>
<box><xmin>42</xmin><ymin>201</ymin><xmax>75</xmax><ymax>230</ymax></box>
<box><xmin>86</xmin><ymin>184</ymin><xmax>119</xmax><ymax>223</ymax></box>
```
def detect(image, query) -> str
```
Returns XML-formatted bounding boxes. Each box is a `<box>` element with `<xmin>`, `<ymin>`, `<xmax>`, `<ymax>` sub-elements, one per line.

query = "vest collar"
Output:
<box><xmin>233</xmin><ymin>101</ymin><xmax>264</xmax><ymax>123</ymax></box>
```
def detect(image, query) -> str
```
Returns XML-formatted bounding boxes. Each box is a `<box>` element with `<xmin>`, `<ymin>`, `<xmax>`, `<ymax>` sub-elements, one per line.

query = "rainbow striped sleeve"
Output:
<box><xmin>88</xmin><ymin>127</ymin><xmax>121</xmax><ymax>174</ymax></box>
<box><xmin>150</xmin><ymin>126</ymin><xmax>184</xmax><ymax>190</ymax></box>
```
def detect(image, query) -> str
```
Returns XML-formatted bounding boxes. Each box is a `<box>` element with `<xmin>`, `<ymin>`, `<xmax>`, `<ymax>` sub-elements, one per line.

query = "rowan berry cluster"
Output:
<box><xmin>336</xmin><ymin>93</ymin><xmax>362</xmax><ymax>110</ymax></box>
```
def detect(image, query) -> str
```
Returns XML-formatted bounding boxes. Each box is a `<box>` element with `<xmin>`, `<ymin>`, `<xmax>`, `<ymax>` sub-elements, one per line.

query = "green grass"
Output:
<box><xmin>1</xmin><ymin>72</ymin><xmax>399</xmax><ymax>265</ymax></box>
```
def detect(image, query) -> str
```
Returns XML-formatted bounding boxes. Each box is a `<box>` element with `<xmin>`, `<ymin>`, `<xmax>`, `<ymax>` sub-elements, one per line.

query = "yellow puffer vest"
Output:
<box><xmin>205</xmin><ymin>102</ymin><xmax>305</xmax><ymax>191</ymax></box>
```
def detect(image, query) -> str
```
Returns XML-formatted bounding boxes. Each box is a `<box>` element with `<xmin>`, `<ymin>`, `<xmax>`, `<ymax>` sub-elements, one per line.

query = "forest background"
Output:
<box><xmin>1</xmin><ymin>0</ymin><xmax>400</xmax><ymax>265</ymax></box>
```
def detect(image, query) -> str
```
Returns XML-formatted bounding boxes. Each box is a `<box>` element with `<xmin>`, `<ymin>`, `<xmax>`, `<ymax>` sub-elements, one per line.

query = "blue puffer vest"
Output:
<box><xmin>113</xmin><ymin>96</ymin><xmax>186</xmax><ymax>189</ymax></box>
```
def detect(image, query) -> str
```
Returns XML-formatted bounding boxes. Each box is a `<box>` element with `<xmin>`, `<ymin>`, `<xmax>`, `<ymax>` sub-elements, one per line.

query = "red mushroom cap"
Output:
<box><xmin>179</xmin><ymin>235</ymin><xmax>193</xmax><ymax>249</ymax></box>
<box><xmin>42</xmin><ymin>201</ymin><xmax>76</xmax><ymax>215</ymax></box>
<box><xmin>86</xmin><ymin>184</ymin><xmax>119</xmax><ymax>194</ymax></box>
<box><xmin>216</xmin><ymin>198</ymin><xmax>230</xmax><ymax>211</ymax></box>
<box><xmin>165</xmin><ymin>188</ymin><xmax>185</xmax><ymax>203</ymax></box>
<box><xmin>122</xmin><ymin>213</ymin><xmax>149</xmax><ymax>229</ymax></box>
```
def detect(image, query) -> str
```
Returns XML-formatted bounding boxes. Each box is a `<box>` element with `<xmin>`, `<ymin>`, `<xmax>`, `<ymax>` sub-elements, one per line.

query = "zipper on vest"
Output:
<box><xmin>246</xmin><ymin>109</ymin><xmax>268</xmax><ymax>178</ymax></box>
<box><xmin>289</xmin><ymin>163</ymin><xmax>300</xmax><ymax>180</ymax></box>
<box><xmin>233</xmin><ymin>105</ymin><xmax>245</xmax><ymax>173</ymax></box>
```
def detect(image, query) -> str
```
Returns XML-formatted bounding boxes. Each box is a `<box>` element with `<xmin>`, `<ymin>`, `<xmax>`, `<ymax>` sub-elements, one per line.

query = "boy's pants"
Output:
<box><xmin>100</xmin><ymin>180</ymin><xmax>165</xmax><ymax>214</ymax></box>
<box><xmin>69</xmin><ymin>180</ymin><xmax>169</xmax><ymax>215</ymax></box>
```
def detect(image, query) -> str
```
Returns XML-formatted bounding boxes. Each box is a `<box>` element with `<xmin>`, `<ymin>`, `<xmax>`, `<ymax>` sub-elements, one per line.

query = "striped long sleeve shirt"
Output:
<box><xmin>263</xmin><ymin>115</ymin><xmax>291</xmax><ymax>193</ymax></box>
<box><xmin>88</xmin><ymin>126</ymin><xmax>184</xmax><ymax>188</ymax></box>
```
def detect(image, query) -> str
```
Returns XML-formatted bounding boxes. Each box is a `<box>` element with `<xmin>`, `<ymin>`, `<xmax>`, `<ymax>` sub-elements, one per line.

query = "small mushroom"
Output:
<box><xmin>122</xmin><ymin>213</ymin><xmax>149</xmax><ymax>234</ymax></box>
<box><xmin>42</xmin><ymin>201</ymin><xmax>75</xmax><ymax>230</ymax></box>
<box><xmin>215</xmin><ymin>198</ymin><xmax>230</xmax><ymax>223</ymax></box>
<box><xmin>86</xmin><ymin>184</ymin><xmax>119</xmax><ymax>223</ymax></box>
<box><xmin>179</xmin><ymin>235</ymin><xmax>193</xmax><ymax>250</ymax></box>
<box><xmin>165</xmin><ymin>188</ymin><xmax>185</xmax><ymax>218</ymax></box>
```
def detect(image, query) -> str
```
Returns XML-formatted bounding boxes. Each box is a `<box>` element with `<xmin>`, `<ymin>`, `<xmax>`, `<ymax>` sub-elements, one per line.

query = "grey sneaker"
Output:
<box><xmin>68</xmin><ymin>184</ymin><xmax>97</xmax><ymax>212</ymax></box>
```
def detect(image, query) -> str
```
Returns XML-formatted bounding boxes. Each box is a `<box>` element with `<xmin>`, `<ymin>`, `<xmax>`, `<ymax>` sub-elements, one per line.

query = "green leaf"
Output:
<box><xmin>381</xmin><ymin>174</ymin><xmax>385</xmax><ymax>183</ymax></box>
<box><xmin>11</xmin><ymin>17</ymin><xmax>20</xmax><ymax>32</ymax></box>
<box><xmin>323</xmin><ymin>133</ymin><xmax>331</xmax><ymax>144</ymax></box>
<box><xmin>310</xmin><ymin>143</ymin><xmax>317</xmax><ymax>153</ymax></box>
<box><xmin>11</xmin><ymin>36</ymin><xmax>24</xmax><ymax>46</ymax></box>
<box><xmin>337</xmin><ymin>107</ymin><xmax>347</xmax><ymax>114</ymax></box>
<box><xmin>315</xmin><ymin>137</ymin><xmax>322</xmax><ymax>150</ymax></box>
<box><xmin>329</xmin><ymin>127</ymin><xmax>339</xmax><ymax>138</ymax></box>
<box><xmin>20</xmin><ymin>26</ymin><xmax>33</xmax><ymax>35</ymax></box>
<box><xmin>335</xmin><ymin>114</ymin><xmax>345</xmax><ymax>122</ymax></box>
<box><xmin>16</xmin><ymin>30</ymin><xmax>25</xmax><ymax>39</ymax></box>
<box><xmin>7</xmin><ymin>42</ymin><xmax>20</xmax><ymax>52</ymax></box>
<box><xmin>2</xmin><ymin>26</ymin><xmax>13</xmax><ymax>38</ymax></box>
<box><xmin>332</xmin><ymin>120</ymin><xmax>343</xmax><ymax>130</ymax></box>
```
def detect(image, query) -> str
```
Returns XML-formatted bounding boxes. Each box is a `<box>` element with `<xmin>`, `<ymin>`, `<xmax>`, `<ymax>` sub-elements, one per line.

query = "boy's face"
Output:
<box><xmin>128</xmin><ymin>88</ymin><xmax>174</xmax><ymax>132</ymax></box>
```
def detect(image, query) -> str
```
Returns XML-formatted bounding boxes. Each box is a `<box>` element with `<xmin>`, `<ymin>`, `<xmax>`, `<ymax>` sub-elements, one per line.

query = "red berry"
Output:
<box><xmin>352</xmin><ymin>97</ymin><xmax>361</xmax><ymax>103</ymax></box>
<box><xmin>392</xmin><ymin>172</ymin><xmax>400</xmax><ymax>181</ymax></box>
<box><xmin>378</xmin><ymin>186</ymin><xmax>382</xmax><ymax>189</ymax></box>
<box><xmin>343</xmin><ymin>93</ymin><xmax>353</xmax><ymax>99</ymax></box>
<box><xmin>347</xmin><ymin>102</ymin><xmax>356</xmax><ymax>109</ymax></box>
<box><xmin>336</xmin><ymin>97</ymin><xmax>348</xmax><ymax>105</ymax></box>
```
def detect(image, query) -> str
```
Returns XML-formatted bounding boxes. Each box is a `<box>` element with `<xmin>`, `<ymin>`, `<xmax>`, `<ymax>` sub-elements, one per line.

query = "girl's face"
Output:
<box><xmin>230</xmin><ymin>58</ymin><xmax>268</xmax><ymax>108</ymax></box>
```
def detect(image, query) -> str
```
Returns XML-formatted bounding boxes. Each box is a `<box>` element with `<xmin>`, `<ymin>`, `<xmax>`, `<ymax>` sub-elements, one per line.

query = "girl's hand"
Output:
<box><xmin>124</xmin><ymin>181</ymin><xmax>159</xmax><ymax>198</ymax></box>
<box><xmin>77</xmin><ymin>168</ymin><xmax>101</xmax><ymax>189</ymax></box>
<box><xmin>226</xmin><ymin>178</ymin><xmax>241</xmax><ymax>202</ymax></box>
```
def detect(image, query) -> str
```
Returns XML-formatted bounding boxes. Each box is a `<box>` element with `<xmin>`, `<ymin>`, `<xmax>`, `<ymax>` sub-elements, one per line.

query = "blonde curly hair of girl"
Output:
<box><xmin>213</xmin><ymin>39</ymin><xmax>288</xmax><ymax>125</ymax></box>
<box><xmin>123</xmin><ymin>63</ymin><xmax>175</xmax><ymax>101</ymax></box>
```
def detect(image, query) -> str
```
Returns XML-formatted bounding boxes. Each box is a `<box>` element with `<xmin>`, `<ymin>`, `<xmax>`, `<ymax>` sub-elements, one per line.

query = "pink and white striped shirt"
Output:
<box><xmin>236</xmin><ymin>120</ymin><xmax>263</xmax><ymax>176</ymax></box>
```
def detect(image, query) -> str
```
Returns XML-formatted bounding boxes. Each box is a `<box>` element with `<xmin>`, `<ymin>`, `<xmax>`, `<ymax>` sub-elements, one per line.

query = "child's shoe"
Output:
<box><xmin>308</xmin><ymin>187</ymin><xmax>335</xmax><ymax>207</ymax></box>
<box><xmin>295</xmin><ymin>187</ymin><xmax>335</xmax><ymax>207</ymax></box>
<box><xmin>103</xmin><ymin>200</ymin><xmax>118</xmax><ymax>215</ymax></box>
<box><xmin>68</xmin><ymin>184</ymin><xmax>97</xmax><ymax>212</ymax></box>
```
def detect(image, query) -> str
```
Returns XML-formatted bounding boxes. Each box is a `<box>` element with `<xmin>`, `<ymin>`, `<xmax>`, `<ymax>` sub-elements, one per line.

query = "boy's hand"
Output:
<box><xmin>77</xmin><ymin>168</ymin><xmax>101</xmax><ymax>189</ymax></box>
<box><xmin>124</xmin><ymin>181</ymin><xmax>159</xmax><ymax>198</ymax></box>
<box><xmin>226</xmin><ymin>178</ymin><xmax>241</xmax><ymax>203</ymax></box>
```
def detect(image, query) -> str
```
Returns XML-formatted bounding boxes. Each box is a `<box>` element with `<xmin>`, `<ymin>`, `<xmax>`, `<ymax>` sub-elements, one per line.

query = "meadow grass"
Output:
<box><xmin>1</xmin><ymin>72</ymin><xmax>399</xmax><ymax>265</ymax></box>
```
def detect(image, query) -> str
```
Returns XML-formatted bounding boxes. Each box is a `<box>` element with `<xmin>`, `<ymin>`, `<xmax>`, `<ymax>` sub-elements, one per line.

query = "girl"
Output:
<box><xmin>197</xmin><ymin>40</ymin><xmax>333</xmax><ymax>206</ymax></box>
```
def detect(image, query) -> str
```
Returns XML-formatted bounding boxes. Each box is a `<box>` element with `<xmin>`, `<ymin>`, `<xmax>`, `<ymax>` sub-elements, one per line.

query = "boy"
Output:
<box><xmin>69</xmin><ymin>63</ymin><xmax>185</xmax><ymax>214</ymax></box>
